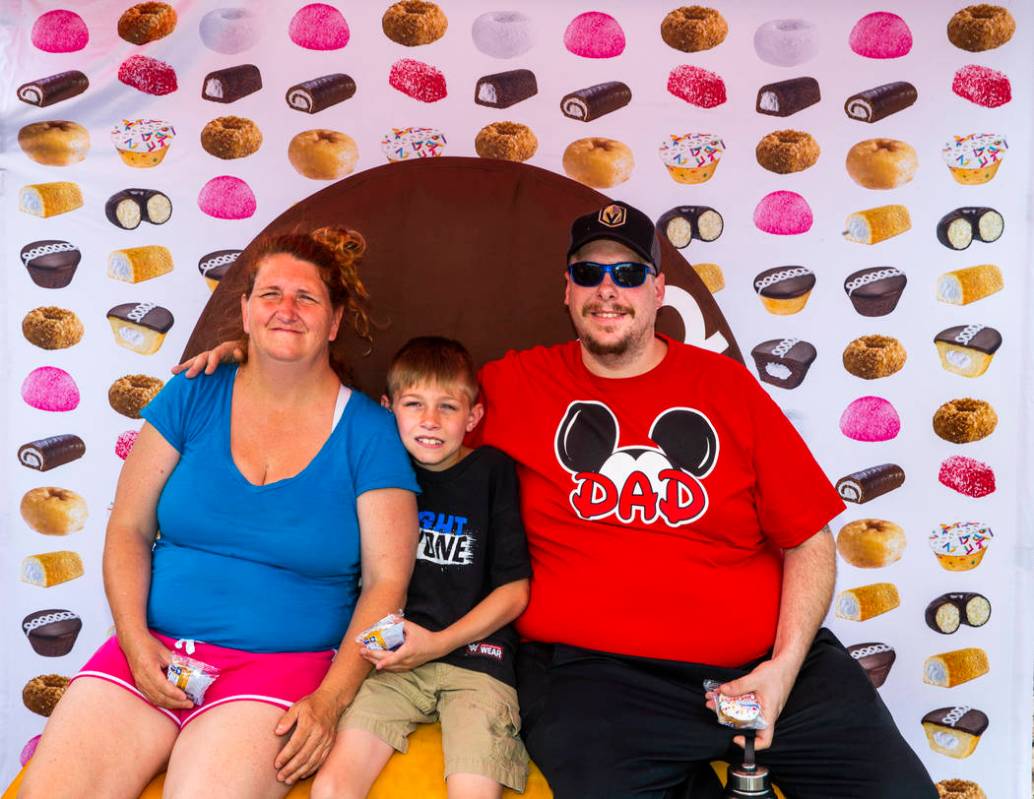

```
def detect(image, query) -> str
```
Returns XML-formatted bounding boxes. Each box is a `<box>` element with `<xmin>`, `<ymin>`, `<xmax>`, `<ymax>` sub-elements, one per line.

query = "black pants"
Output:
<box><xmin>516</xmin><ymin>629</ymin><xmax>937</xmax><ymax>799</ymax></box>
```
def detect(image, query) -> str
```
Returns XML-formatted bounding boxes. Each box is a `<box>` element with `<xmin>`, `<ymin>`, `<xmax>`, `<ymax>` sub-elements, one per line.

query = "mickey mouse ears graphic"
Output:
<box><xmin>183</xmin><ymin>158</ymin><xmax>741</xmax><ymax>393</ymax></box>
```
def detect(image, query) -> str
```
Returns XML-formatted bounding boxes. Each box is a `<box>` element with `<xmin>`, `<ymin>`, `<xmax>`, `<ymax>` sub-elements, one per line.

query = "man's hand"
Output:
<box><xmin>273</xmin><ymin>689</ymin><xmax>340</xmax><ymax>784</ymax></box>
<box><xmin>710</xmin><ymin>658</ymin><xmax>798</xmax><ymax>751</ymax></box>
<box><xmin>359</xmin><ymin>621</ymin><xmax>447</xmax><ymax>673</ymax></box>
<box><xmin>171</xmin><ymin>339</ymin><xmax>246</xmax><ymax>377</ymax></box>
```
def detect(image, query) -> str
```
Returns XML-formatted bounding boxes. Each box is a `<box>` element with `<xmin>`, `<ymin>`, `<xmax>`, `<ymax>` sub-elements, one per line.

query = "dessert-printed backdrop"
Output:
<box><xmin>2</xmin><ymin>0</ymin><xmax>1032</xmax><ymax>794</ymax></box>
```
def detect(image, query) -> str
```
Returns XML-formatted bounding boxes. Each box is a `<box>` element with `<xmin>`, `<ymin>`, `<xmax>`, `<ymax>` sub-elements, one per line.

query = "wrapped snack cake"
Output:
<box><xmin>357</xmin><ymin>612</ymin><xmax>405</xmax><ymax>651</ymax></box>
<box><xmin>703</xmin><ymin>680</ymin><xmax>766</xmax><ymax>730</ymax></box>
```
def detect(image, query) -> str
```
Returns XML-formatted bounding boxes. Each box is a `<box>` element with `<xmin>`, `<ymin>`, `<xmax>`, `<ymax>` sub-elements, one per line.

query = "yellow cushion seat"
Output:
<box><xmin>3</xmin><ymin>723</ymin><xmax>783</xmax><ymax>798</ymax></box>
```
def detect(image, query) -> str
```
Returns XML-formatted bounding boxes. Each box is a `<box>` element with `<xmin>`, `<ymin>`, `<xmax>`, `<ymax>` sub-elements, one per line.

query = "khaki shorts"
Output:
<box><xmin>340</xmin><ymin>661</ymin><xmax>528</xmax><ymax>791</ymax></box>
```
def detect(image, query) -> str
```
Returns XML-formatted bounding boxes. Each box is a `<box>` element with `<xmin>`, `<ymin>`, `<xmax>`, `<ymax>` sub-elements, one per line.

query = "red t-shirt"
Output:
<box><xmin>474</xmin><ymin>335</ymin><xmax>845</xmax><ymax>666</ymax></box>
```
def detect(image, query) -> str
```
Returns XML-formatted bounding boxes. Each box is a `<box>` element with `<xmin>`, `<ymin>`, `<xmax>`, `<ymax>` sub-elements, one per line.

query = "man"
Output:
<box><xmin>470</xmin><ymin>202</ymin><xmax>937</xmax><ymax>799</ymax></box>
<box><xmin>180</xmin><ymin>201</ymin><xmax>936</xmax><ymax>799</ymax></box>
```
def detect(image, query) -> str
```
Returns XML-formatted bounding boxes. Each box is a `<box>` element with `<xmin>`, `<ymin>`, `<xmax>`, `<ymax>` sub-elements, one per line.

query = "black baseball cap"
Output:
<box><xmin>567</xmin><ymin>201</ymin><xmax>661</xmax><ymax>268</ymax></box>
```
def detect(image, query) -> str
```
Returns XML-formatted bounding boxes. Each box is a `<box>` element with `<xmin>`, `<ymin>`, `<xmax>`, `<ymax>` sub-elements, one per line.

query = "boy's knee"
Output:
<box><xmin>310</xmin><ymin>769</ymin><xmax>361</xmax><ymax>799</ymax></box>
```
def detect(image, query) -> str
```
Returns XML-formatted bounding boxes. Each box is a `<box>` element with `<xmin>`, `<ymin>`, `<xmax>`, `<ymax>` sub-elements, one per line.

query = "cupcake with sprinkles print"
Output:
<box><xmin>659</xmin><ymin>133</ymin><xmax>724</xmax><ymax>184</ymax></box>
<box><xmin>381</xmin><ymin>127</ymin><xmax>447</xmax><ymax>161</ymax></box>
<box><xmin>929</xmin><ymin>522</ymin><xmax>992</xmax><ymax>571</ymax></box>
<box><xmin>943</xmin><ymin>133</ymin><xmax>1007</xmax><ymax>185</ymax></box>
<box><xmin>111</xmin><ymin>119</ymin><xmax>176</xmax><ymax>168</ymax></box>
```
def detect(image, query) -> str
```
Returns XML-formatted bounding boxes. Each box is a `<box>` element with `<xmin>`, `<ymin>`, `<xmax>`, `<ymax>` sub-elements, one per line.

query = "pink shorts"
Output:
<box><xmin>72</xmin><ymin>632</ymin><xmax>335</xmax><ymax>728</ymax></box>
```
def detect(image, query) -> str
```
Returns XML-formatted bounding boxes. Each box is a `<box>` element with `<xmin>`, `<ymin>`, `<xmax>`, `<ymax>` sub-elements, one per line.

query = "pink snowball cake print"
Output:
<box><xmin>32</xmin><ymin>10</ymin><xmax>89</xmax><ymax>53</ymax></box>
<box><xmin>289</xmin><ymin>3</ymin><xmax>350</xmax><ymax>50</ymax></box>
<box><xmin>22</xmin><ymin>366</ymin><xmax>80</xmax><ymax>412</ymax></box>
<box><xmin>198</xmin><ymin>176</ymin><xmax>256</xmax><ymax>219</ymax></box>
<box><xmin>564</xmin><ymin>11</ymin><xmax>625</xmax><ymax>58</ymax></box>
<box><xmin>840</xmin><ymin>396</ymin><xmax>901</xmax><ymax>442</ymax></box>
<box><xmin>849</xmin><ymin>12</ymin><xmax>912</xmax><ymax>59</ymax></box>
<box><xmin>754</xmin><ymin>191</ymin><xmax>813</xmax><ymax>235</ymax></box>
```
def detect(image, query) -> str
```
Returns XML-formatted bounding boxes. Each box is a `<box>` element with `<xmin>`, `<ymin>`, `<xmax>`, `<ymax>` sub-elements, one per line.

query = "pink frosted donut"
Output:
<box><xmin>32</xmin><ymin>10</ymin><xmax>89</xmax><ymax>53</ymax></box>
<box><xmin>953</xmin><ymin>64</ymin><xmax>1011</xmax><ymax>108</ymax></box>
<box><xmin>753</xmin><ymin>191</ymin><xmax>813</xmax><ymax>235</ymax></box>
<box><xmin>20</xmin><ymin>735</ymin><xmax>42</xmax><ymax>767</ymax></box>
<box><xmin>115</xmin><ymin>429</ymin><xmax>140</xmax><ymax>460</ymax></box>
<box><xmin>839</xmin><ymin>396</ymin><xmax>900</xmax><ymax>442</ymax></box>
<box><xmin>289</xmin><ymin>3</ymin><xmax>350</xmax><ymax>50</ymax></box>
<box><xmin>849</xmin><ymin>12</ymin><xmax>912</xmax><ymax>59</ymax></box>
<box><xmin>22</xmin><ymin>366</ymin><xmax>80</xmax><ymax>412</ymax></box>
<box><xmin>564</xmin><ymin>11</ymin><xmax>625</xmax><ymax>58</ymax></box>
<box><xmin>198</xmin><ymin>175</ymin><xmax>256</xmax><ymax>219</ymax></box>
<box><xmin>389</xmin><ymin>59</ymin><xmax>447</xmax><ymax>103</ymax></box>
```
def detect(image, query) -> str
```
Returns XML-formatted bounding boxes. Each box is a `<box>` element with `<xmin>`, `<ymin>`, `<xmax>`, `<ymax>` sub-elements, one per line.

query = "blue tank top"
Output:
<box><xmin>140</xmin><ymin>366</ymin><xmax>419</xmax><ymax>652</ymax></box>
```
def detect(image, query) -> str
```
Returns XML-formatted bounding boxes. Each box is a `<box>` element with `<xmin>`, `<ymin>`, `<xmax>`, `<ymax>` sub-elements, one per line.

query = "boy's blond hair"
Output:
<box><xmin>385</xmin><ymin>336</ymin><xmax>480</xmax><ymax>405</ymax></box>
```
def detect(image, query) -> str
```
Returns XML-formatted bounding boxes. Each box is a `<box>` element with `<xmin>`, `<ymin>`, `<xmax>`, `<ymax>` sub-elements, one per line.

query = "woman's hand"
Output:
<box><xmin>359</xmin><ymin>620</ymin><xmax>446</xmax><ymax>673</ymax></box>
<box><xmin>120</xmin><ymin>632</ymin><xmax>193</xmax><ymax>710</ymax></box>
<box><xmin>273</xmin><ymin>689</ymin><xmax>341</xmax><ymax>784</ymax></box>
<box><xmin>171</xmin><ymin>339</ymin><xmax>246</xmax><ymax>377</ymax></box>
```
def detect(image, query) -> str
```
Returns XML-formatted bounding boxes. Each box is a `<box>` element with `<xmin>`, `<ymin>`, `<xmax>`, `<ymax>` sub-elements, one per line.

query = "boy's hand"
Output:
<box><xmin>359</xmin><ymin>621</ymin><xmax>447</xmax><ymax>672</ymax></box>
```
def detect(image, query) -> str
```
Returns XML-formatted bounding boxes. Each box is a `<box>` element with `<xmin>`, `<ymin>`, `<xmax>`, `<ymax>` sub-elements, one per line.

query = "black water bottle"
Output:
<box><xmin>722</xmin><ymin>731</ymin><xmax>776</xmax><ymax>798</ymax></box>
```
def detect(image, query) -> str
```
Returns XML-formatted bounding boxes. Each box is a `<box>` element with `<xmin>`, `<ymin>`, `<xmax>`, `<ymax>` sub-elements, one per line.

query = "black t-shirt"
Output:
<box><xmin>405</xmin><ymin>445</ymin><xmax>531</xmax><ymax>686</ymax></box>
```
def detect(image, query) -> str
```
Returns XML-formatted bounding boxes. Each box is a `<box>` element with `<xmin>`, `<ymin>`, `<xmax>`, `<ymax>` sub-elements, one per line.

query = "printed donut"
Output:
<box><xmin>471</xmin><ymin>11</ymin><xmax>534</xmax><ymax>58</ymax></box>
<box><xmin>18</xmin><ymin>121</ymin><xmax>90</xmax><ymax>167</ymax></box>
<box><xmin>845</xmin><ymin>138</ymin><xmax>917</xmax><ymax>190</ymax></box>
<box><xmin>947</xmin><ymin>5</ymin><xmax>1014</xmax><ymax>52</ymax></box>
<box><xmin>382</xmin><ymin>1</ymin><xmax>447</xmax><ymax>46</ymax></box>
<box><xmin>288</xmin><ymin>129</ymin><xmax>359</xmax><ymax>179</ymax></box>
<box><xmin>118</xmin><ymin>2</ymin><xmax>177</xmax><ymax>44</ymax></box>
<box><xmin>842</xmin><ymin>335</ymin><xmax>906</xmax><ymax>379</ymax></box>
<box><xmin>20</xmin><ymin>486</ymin><xmax>88</xmax><ymax>535</ymax></box>
<box><xmin>22</xmin><ymin>306</ymin><xmax>84</xmax><ymax>350</ymax></box>
<box><xmin>22</xmin><ymin>674</ymin><xmax>69</xmax><ymax>717</ymax></box>
<box><xmin>932</xmin><ymin>398</ymin><xmax>997</xmax><ymax>443</ymax></box>
<box><xmin>199</xmin><ymin>7</ymin><xmax>260</xmax><ymax>54</ymax></box>
<box><xmin>755</xmin><ymin>130</ymin><xmax>819</xmax><ymax>174</ymax></box>
<box><xmin>562</xmin><ymin>137</ymin><xmax>634</xmax><ymax>188</ymax></box>
<box><xmin>836</xmin><ymin>519</ymin><xmax>906</xmax><ymax>568</ymax></box>
<box><xmin>753</xmin><ymin>18</ymin><xmax>817</xmax><ymax>67</ymax></box>
<box><xmin>660</xmin><ymin>6</ymin><xmax>728</xmax><ymax>52</ymax></box>
<box><xmin>475</xmin><ymin>122</ymin><xmax>537</xmax><ymax>162</ymax></box>
<box><xmin>201</xmin><ymin>115</ymin><xmax>262</xmax><ymax>159</ymax></box>
<box><xmin>108</xmin><ymin>374</ymin><xmax>164</xmax><ymax>419</ymax></box>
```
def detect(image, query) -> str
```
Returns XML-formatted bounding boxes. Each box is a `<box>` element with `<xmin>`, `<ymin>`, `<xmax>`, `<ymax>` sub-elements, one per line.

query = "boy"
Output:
<box><xmin>315</xmin><ymin>336</ymin><xmax>531</xmax><ymax>799</ymax></box>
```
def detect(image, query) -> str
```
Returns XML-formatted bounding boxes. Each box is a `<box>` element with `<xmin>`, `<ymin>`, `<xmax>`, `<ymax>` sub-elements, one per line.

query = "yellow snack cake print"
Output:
<box><xmin>107</xmin><ymin>246</ymin><xmax>174</xmax><ymax>284</ymax></box>
<box><xmin>834</xmin><ymin>582</ymin><xmax>900</xmax><ymax>621</ymax></box>
<box><xmin>922</xmin><ymin>647</ymin><xmax>989</xmax><ymax>688</ymax></box>
<box><xmin>936</xmin><ymin>264</ymin><xmax>1003</xmax><ymax>305</ymax></box>
<box><xmin>843</xmin><ymin>205</ymin><xmax>911</xmax><ymax>245</ymax></box>
<box><xmin>19</xmin><ymin>182</ymin><xmax>83</xmax><ymax>218</ymax></box>
<box><xmin>21</xmin><ymin>550</ymin><xmax>84</xmax><ymax>587</ymax></box>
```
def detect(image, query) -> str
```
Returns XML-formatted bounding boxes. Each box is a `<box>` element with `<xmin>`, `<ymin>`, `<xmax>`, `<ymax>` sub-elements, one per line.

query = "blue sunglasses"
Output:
<box><xmin>568</xmin><ymin>261</ymin><xmax>657</xmax><ymax>288</ymax></box>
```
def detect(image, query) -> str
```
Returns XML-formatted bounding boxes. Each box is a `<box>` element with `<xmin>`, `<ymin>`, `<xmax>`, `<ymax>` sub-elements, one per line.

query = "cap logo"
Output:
<box><xmin>598</xmin><ymin>204</ymin><xmax>626</xmax><ymax>228</ymax></box>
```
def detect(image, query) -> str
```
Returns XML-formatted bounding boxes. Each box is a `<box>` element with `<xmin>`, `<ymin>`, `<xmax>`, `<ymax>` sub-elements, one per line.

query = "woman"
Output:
<box><xmin>19</xmin><ymin>227</ymin><xmax>420</xmax><ymax>799</ymax></box>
